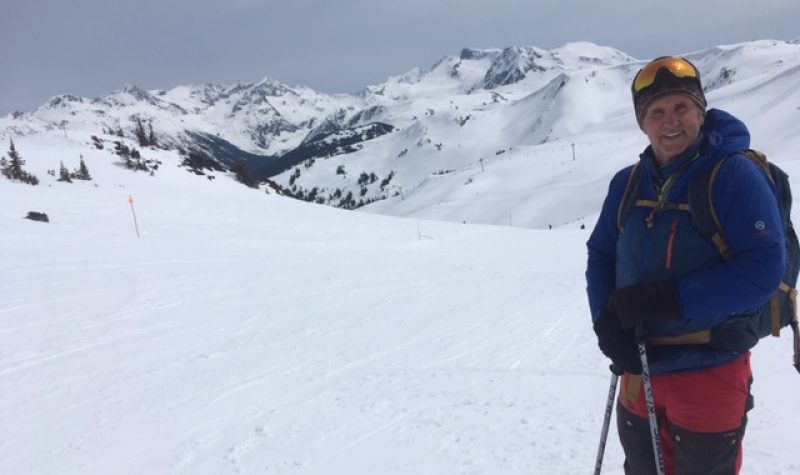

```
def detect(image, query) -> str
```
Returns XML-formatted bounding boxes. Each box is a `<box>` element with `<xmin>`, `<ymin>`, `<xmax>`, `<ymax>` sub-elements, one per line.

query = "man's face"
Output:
<box><xmin>641</xmin><ymin>93</ymin><xmax>705</xmax><ymax>167</ymax></box>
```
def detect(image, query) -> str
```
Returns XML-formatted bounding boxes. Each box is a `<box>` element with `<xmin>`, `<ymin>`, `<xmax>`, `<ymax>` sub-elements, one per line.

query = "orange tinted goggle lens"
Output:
<box><xmin>633</xmin><ymin>57</ymin><xmax>699</xmax><ymax>93</ymax></box>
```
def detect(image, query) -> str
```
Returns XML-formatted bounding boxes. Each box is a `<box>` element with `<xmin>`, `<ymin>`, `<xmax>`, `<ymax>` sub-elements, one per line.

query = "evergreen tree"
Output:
<box><xmin>130</xmin><ymin>148</ymin><xmax>144</xmax><ymax>171</ymax></box>
<box><xmin>75</xmin><ymin>154</ymin><xmax>92</xmax><ymax>180</ymax></box>
<box><xmin>114</xmin><ymin>141</ymin><xmax>130</xmax><ymax>158</ymax></box>
<box><xmin>23</xmin><ymin>173</ymin><xmax>39</xmax><ymax>186</ymax></box>
<box><xmin>58</xmin><ymin>161</ymin><xmax>72</xmax><ymax>182</ymax></box>
<box><xmin>2</xmin><ymin>139</ymin><xmax>38</xmax><ymax>185</ymax></box>
<box><xmin>7</xmin><ymin>139</ymin><xmax>24</xmax><ymax>180</ymax></box>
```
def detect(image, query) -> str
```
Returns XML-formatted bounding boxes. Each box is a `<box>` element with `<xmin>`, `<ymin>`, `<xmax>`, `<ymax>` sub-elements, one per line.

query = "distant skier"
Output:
<box><xmin>586</xmin><ymin>56</ymin><xmax>785</xmax><ymax>474</ymax></box>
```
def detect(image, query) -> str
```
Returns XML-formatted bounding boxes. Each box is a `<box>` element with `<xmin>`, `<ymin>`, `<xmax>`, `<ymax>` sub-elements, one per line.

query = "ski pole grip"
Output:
<box><xmin>609</xmin><ymin>363</ymin><xmax>623</xmax><ymax>376</ymax></box>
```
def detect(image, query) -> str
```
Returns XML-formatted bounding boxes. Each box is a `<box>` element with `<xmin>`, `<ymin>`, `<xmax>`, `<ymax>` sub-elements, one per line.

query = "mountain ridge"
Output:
<box><xmin>2</xmin><ymin>39</ymin><xmax>800</xmax><ymax>229</ymax></box>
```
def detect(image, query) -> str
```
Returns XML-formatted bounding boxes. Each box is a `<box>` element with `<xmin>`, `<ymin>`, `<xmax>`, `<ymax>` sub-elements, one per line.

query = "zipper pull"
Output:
<box><xmin>666</xmin><ymin>219</ymin><xmax>678</xmax><ymax>270</ymax></box>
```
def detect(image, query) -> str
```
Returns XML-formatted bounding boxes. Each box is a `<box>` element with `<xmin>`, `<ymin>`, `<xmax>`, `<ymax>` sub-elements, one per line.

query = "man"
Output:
<box><xmin>586</xmin><ymin>56</ymin><xmax>785</xmax><ymax>474</ymax></box>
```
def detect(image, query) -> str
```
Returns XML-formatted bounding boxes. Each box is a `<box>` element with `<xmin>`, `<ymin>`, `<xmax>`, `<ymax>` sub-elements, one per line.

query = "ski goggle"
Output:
<box><xmin>632</xmin><ymin>57</ymin><xmax>700</xmax><ymax>93</ymax></box>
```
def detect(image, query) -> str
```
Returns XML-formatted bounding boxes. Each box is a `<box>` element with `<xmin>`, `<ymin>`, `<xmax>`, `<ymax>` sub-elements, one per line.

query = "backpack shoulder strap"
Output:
<box><xmin>688</xmin><ymin>157</ymin><xmax>732</xmax><ymax>259</ymax></box>
<box><xmin>617</xmin><ymin>163</ymin><xmax>642</xmax><ymax>234</ymax></box>
<box><xmin>742</xmin><ymin>149</ymin><xmax>772</xmax><ymax>181</ymax></box>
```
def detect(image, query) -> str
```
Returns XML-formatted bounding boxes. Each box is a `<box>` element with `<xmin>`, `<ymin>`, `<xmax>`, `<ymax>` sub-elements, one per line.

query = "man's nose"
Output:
<box><xmin>662</xmin><ymin>110</ymin><xmax>678</xmax><ymax>126</ymax></box>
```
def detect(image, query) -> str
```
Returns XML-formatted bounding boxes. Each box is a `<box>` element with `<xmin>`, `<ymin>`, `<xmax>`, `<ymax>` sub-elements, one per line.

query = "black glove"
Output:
<box><xmin>612</xmin><ymin>281</ymin><xmax>683</xmax><ymax>332</ymax></box>
<box><xmin>593</xmin><ymin>307</ymin><xmax>642</xmax><ymax>374</ymax></box>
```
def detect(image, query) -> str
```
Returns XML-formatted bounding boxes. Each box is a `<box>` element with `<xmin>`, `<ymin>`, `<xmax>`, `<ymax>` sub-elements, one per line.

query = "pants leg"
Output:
<box><xmin>668</xmin><ymin>421</ymin><xmax>745</xmax><ymax>475</ymax></box>
<box><xmin>617</xmin><ymin>354</ymin><xmax>752</xmax><ymax>475</ymax></box>
<box><xmin>616</xmin><ymin>399</ymin><xmax>676</xmax><ymax>474</ymax></box>
<box><xmin>664</xmin><ymin>355</ymin><xmax>753</xmax><ymax>475</ymax></box>
<box><xmin>617</xmin><ymin>401</ymin><xmax>657</xmax><ymax>475</ymax></box>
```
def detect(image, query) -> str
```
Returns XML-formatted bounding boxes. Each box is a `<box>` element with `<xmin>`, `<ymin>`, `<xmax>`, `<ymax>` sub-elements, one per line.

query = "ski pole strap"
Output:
<box><xmin>621</xmin><ymin>374</ymin><xmax>642</xmax><ymax>406</ymax></box>
<box><xmin>646</xmin><ymin>330</ymin><xmax>711</xmax><ymax>346</ymax></box>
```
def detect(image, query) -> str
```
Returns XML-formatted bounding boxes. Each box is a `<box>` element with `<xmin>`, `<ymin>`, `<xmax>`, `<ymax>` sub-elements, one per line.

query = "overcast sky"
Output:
<box><xmin>1</xmin><ymin>0</ymin><xmax>798</xmax><ymax>115</ymax></box>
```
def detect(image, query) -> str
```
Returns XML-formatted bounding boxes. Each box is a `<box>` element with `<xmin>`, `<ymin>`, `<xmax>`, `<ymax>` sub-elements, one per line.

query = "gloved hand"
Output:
<box><xmin>612</xmin><ymin>281</ymin><xmax>683</xmax><ymax>332</ymax></box>
<box><xmin>593</xmin><ymin>306</ymin><xmax>642</xmax><ymax>374</ymax></box>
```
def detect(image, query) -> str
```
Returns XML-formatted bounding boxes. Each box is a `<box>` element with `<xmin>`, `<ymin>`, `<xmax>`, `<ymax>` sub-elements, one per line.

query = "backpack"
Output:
<box><xmin>618</xmin><ymin>149</ymin><xmax>800</xmax><ymax>373</ymax></box>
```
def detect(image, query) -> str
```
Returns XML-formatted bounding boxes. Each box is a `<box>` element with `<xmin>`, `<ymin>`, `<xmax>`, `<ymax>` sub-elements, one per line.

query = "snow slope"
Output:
<box><xmin>0</xmin><ymin>131</ymin><xmax>798</xmax><ymax>474</ymax></box>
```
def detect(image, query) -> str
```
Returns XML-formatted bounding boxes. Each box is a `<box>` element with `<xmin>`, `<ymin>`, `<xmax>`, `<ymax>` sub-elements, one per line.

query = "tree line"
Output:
<box><xmin>1</xmin><ymin>139</ymin><xmax>93</xmax><ymax>186</ymax></box>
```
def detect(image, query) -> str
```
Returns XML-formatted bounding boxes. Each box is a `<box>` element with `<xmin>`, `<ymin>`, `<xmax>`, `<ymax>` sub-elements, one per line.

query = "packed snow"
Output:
<box><xmin>2</xmin><ymin>39</ymin><xmax>800</xmax><ymax>474</ymax></box>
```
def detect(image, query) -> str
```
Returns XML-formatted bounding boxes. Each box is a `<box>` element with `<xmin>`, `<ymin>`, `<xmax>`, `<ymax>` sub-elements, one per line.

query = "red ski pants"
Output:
<box><xmin>617</xmin><ymin>353</ymin><xmax>753</xmax><ymax>475</ymax></box>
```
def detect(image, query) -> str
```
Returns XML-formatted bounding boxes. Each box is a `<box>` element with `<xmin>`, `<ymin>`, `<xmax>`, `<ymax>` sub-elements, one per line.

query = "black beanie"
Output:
<box><xmin>632</xmin><ymin>60</ymin><xmax>707</xmax><ymax>129</ymax></box>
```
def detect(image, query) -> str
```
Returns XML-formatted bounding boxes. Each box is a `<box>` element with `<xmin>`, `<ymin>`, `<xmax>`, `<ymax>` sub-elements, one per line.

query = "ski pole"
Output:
<box><xmin>638</xmin><ymin>332</ymin><xmax>666</xmax><ymax>475</ymax></box>
<box><xmin>594</xmin><ymin>364</ymin><xmax>622</xmax><ymax>475</ymax></box>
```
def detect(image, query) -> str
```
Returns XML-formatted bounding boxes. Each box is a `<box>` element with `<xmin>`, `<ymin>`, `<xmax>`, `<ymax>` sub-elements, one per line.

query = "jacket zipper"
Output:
<box><xmin>666</xmin><ymin>219</ymin><xmax>678</xmax><ymax>270</ymax></box>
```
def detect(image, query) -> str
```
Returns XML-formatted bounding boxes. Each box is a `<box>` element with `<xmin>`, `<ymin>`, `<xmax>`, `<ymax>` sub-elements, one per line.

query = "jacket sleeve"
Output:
<box><xmin>586</xmin><ymin>167</ymin><xmax>633</xmax><ymax>321</ymax></box>
<box><xmin>676</xmin><ymin>154</ymin><xmax>785</xmax><ymax>321</ymax></box>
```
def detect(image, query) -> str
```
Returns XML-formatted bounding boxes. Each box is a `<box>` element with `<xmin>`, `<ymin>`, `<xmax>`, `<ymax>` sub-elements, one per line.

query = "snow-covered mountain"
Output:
<box><xmin>0</xmin><ymin>79</ymin><xmax>360</xmax><ymax>162</ymax></box>
<box><xmin>2</xmin><ymin>39</ymin><xmax>800</xmax><ymax>229</ymax></box>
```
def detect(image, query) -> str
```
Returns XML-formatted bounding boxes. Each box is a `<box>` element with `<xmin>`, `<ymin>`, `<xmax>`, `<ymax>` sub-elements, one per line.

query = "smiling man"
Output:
<box><xmin>586</xmin><ymin>57</ymin><xmax>786</xmax><ymax>474</ymax></box>
<box><xmin>641</xmin><ymin>94</ymin><xmax>705</xmax><ymax>167</ymax></box>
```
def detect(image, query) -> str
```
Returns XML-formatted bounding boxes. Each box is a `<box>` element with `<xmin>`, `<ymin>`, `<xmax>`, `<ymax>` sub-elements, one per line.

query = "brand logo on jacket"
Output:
<box><xmin>754</xmin><ymin>220</ymin><xmax>773</xmax><ymax>238</ymax></box>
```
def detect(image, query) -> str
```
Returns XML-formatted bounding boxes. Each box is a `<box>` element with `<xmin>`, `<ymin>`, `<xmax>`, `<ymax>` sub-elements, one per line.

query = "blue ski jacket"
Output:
<box><xmin>586</xmin><ymin>109</ymin><xmax>785</xmax><ymax>374</ymax></box>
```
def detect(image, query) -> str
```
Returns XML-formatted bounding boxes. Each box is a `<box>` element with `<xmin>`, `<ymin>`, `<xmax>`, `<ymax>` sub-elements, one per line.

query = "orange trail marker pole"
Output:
<box><xmin>128</xmin><ymin>195</ymin><xmax>140</xmax><ymax>238</ymax></box>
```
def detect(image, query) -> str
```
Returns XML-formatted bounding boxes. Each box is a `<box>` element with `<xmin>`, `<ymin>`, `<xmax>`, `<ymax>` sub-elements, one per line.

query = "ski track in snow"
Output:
<box><xmin>2</xmin><ymin>202</ymin><xmax>795</xmax><ymax>474</ymax></box>
<box><xmin>0</xmin><ymin>190</ymin><xmax>628</xmax><ymax>474</ymax></box>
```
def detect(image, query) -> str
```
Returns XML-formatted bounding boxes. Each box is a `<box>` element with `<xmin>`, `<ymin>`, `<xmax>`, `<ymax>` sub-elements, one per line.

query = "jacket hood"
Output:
<box><xmin>702</xmin><ymin>108</ymin><xmax>751</xmax><ymax>156</ymax></box>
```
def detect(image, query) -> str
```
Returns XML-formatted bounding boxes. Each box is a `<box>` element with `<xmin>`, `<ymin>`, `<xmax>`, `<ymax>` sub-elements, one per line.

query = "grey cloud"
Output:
<box><xmin>1</xmin><ymin>0</ymin><xmax>798</xmax><ymax>114</ymax></box>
